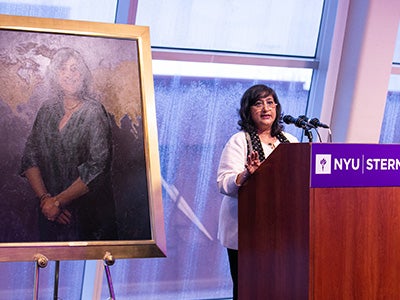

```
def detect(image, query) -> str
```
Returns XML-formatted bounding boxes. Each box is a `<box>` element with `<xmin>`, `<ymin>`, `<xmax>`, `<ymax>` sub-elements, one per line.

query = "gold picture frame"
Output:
<box><xmin>0</xmin><ymin>14</ymin><xmax>166</xmax><ymax>261</ymax></box>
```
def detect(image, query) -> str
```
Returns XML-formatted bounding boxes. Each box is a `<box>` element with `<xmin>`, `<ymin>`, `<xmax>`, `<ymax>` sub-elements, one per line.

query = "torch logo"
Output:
<box><xmin>315</xmin><ymin>154</ymin><xmax>331</xmax><ymax>174</ymax></box>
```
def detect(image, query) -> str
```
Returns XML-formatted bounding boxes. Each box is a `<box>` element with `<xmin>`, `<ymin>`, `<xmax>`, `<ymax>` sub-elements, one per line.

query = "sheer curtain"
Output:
<box><xmin>380</xmin><ymin>74</ymin><xmax>400</xmax><ymax>143</ymax></box>
<box><xmin>101</xmin><ymin>75</ymin><xmax>309</xmax><ymax>299</ymax></box>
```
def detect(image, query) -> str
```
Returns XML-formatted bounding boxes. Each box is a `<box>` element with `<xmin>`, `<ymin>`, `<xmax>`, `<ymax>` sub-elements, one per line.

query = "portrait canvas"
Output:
<box><xmin>0</xmin><ymin>15</ymin><xmax>166</xmax><ymax>261</ymax></box>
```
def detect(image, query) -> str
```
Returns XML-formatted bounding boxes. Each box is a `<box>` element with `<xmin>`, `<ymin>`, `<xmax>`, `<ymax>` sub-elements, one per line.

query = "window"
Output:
<box><xmin>0</xmin><ymin>0</ymin><xmax>117</xmax><ymax>22</ymax></box>
<box><xmin>136</xmin><ymin>0</ymin><xmax>324</xmax><ymax>57</ymax></box>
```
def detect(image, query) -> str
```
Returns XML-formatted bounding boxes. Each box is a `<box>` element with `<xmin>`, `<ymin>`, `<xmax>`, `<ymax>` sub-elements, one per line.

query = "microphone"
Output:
<box><xmin>283</xmin><ymin>115</ymin><xmax>314</xmax><ymax>129</ymax></box>
<box><xmin>298</xmin><ymin>115</ymin><xmax>310</xmax><ymax>123</ymax></box>
<box><xmin>309</xmin><ymin>118</ymin><xmax>330</xmax><ymax>128</ymax></box>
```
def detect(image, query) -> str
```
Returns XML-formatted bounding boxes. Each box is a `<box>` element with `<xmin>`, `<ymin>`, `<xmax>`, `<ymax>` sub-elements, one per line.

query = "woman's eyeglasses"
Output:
<box><xmin>252</xmin><ymin>100</ymin><xmax>277</xmax><ymax>109</ymax></box>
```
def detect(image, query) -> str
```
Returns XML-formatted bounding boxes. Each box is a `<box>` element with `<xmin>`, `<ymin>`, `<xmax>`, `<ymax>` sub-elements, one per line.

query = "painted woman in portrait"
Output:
<box><xmin>20</xmin><ymin>47</ymin><xmax>118</xmax><ymax>242</ymax></box>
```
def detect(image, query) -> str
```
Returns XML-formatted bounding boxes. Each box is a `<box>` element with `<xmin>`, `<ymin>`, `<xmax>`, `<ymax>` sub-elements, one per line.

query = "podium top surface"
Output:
<box><xmin>310</xmin><ymin>143</ymin><xmax>400</xmax><ymax>188</ymax></box>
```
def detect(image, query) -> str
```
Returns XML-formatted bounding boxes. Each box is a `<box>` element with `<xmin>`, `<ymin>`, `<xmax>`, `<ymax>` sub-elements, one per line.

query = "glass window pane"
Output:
<box><xmin>136</xmin><ymin>0</ymin><xmax>325</xmax><ymax>57</ymax></box>
<box><xmin>0</xmin><ymin>0</ymin><xmax>117</xmax><ymax>22</ymax></box>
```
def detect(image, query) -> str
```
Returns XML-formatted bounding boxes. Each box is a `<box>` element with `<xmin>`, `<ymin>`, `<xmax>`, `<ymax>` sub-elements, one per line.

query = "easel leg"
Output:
<box><xmin>33</xmin><ymin>254</ymin><xmax>48</xmax><ymax>300</ymax></box>
<box><xmin>53</xmin><ymin>260</ymin><xmax>60</xmax><ymax>300</ymax></box>
<box><xmin>103</xmin><ymin>252</ymin><xmax>116</xmax><ymax>300</ymax></box>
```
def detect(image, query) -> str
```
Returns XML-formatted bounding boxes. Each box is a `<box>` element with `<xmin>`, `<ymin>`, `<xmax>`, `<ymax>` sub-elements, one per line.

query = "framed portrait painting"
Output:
<box><xmin>0</xmin><ymin>14</ymin><xmax>166</xmax><ymax>261</ymax></box>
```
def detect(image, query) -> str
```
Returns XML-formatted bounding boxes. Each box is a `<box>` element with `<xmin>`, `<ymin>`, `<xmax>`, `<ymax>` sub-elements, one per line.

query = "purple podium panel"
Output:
<box><xmin>311</xmin><ymin>143</ymin><xmax>400</xmax><ymax>188</ymax></box>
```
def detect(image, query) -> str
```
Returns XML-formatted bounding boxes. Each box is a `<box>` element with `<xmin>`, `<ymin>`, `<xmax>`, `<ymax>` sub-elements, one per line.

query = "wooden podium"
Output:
<box><xmin>238</xmin><ymin>143</ymin><xmax>400</xmax><ymax>299</ymax></box>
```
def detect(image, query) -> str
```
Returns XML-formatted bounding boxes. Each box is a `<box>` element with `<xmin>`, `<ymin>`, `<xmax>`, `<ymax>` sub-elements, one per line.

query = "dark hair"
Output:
<box><xmin>238</xmin><ymin>84</ymin><xmax>284</xmax><ymax>135</ymax></box>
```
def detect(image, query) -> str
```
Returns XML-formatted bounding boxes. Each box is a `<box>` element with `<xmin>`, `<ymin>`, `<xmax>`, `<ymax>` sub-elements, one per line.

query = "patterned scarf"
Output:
<box><xmin>245</xmin><ymin>130</ymin><xmax>290</xmax><ymax>162</ymax></box>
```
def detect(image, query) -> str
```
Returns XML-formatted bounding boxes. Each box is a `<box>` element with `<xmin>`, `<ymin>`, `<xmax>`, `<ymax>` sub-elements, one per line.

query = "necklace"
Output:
<box><xmin>64</xmin><ymin>101</ymin><xmax>81</xmax><ymax>111</ymax></box>
<box><xmin>261</xmin><ymin>135</ymin><xmax>276</xmax><ymax>149</ymax></box>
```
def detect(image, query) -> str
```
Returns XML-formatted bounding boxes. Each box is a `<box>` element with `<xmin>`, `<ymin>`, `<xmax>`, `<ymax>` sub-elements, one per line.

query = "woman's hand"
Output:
<box><xmin>55</xmin><ymin>209</ymin><xmax>72</xmax><ymax>225</ymax></box>
<box><xmin>245</xmin><ymin>150</ymin><xmax>261</xmax><ymax>174</ymax></box>
<box><xmin>40</xmin><ymin>196</ymin><xmax>71</xmax><ymax>224</ymax></box>
<box><xmin>236</xmin><ymin>151</ymin><xmax>262</xmax><ymax>186</ymax></box>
